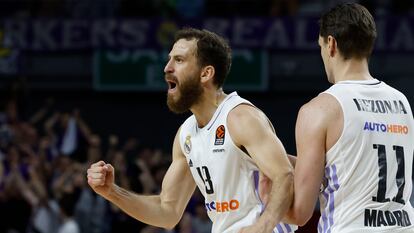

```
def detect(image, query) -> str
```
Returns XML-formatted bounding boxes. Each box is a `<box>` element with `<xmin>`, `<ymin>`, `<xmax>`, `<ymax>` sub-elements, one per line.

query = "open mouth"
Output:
<box><xmin>167</xmin><ymin>80</ymin><xmax>178</xmax><ymax>93</ymax></box>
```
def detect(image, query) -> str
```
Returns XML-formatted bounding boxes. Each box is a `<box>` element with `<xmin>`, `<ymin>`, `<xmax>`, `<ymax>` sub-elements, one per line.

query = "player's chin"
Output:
<box><xmin>167</xmin><ymin>89</ymin><xmax>181</xmax><ymax>103</ymax></box>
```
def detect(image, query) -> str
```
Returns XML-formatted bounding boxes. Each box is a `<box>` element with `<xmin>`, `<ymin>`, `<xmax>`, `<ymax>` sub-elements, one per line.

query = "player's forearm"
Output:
<box><xmin>283</xmin><ymin>173</ymin><xmax>318</xmax><ymax>226</ymax></box>
<box><xmin>283</xmin><ymin>187</ymin><xmax>317</xmax><ymax>226</ymax></box>
<box><xmin>106</xmin><ymin>184</ymin><xmax>181</xmax><ymax>229</ymax></box>
<box><xmin>257</xmin><ymin>171</ymin><xmax>294</xmax><ymax>231</ymax></box>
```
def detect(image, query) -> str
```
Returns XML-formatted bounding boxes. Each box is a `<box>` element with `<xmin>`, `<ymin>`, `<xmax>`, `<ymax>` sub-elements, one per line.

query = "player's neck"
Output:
<box><xmin>333</xmin><ymin>58</ymin><xmax>373</xmax><ymax>83</ymax></box>
<box><xmin>191</xmin><ymin>88</ymin><xmax>227</xmax><ymax>128</ymax></box>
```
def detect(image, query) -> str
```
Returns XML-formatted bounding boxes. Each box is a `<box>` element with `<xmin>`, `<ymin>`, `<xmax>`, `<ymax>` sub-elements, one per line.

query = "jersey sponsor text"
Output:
<box><xmin>205</xmin><ymin>199</ymin><xmax>240</xmax><ymax>213</ymax></box>
<box><xmin>363</xmin><ymin>122</ymin><xmax>409</xmax><ymax>134</ymax></box>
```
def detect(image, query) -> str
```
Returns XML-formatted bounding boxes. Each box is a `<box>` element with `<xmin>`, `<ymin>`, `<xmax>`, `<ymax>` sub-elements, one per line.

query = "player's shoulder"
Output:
<box><xmin>384</xmin><ymin>82</ymin><xmax>410</xmax><ymax>100</ymax></box>
<box><xmin>180</xmin><ymin>114</ymin><xmax>197</xmax><ymax>130</ymax></box>
<box><xmin>298</xmin><ymin>93</ymin><xmax>341</xmax><ymax>123</ymax></box>
<box><xmin>227</xmin><ymin>104</ymin><xmax>272</xmax><ymax>139</ymax></box>
<box><xmin>177</xmin><ymin>115</ymin><xmax>196</xmax><ymax>144</ymax></box>
<box><xmin>227</xmin><ymin>104</ymin><xmax>272</xmax><ymax>146</ymax></box>
<box><xmin>228</xmin><ymin>103</ymin><xmax>266</xmax><ymax>125</ymax></box>
<box><xmin>303</xmin><ymin>92</ymin><xmax>340</xmax><ymax>111</ymax></box>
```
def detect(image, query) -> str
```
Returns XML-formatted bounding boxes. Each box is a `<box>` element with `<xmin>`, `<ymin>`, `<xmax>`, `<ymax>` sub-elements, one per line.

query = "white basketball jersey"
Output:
<box><xmin>319</xmin><ymin>79</ymin><xmax>414</xmax><ymax>233</ymax></box>
<box><xmin>179</xmin><ymin>92</ymin><xmax>297</xmax><ymax>233</ymax></box>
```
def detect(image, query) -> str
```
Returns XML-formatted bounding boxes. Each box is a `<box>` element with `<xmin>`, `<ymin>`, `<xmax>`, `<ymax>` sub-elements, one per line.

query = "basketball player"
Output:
<box><xmin>87</xmin><ymin>28</ymin><xmax>296</xmax><ymax>233</ymax></box>
<box><xmin>285</xmin><ymin>3</ymin><xmax>414</xmax><ymax>232</ymax></box>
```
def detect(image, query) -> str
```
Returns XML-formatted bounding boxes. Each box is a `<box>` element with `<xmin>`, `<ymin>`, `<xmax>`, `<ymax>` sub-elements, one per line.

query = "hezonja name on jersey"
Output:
<box><xmin>363</xmin><ymin>122</ymin><xmax>409</xmax><ymax>135</ymax></box>
<box><xmin>353</xmin><ymin>99</ymin><xmax>407</xmax><ymax>114</ymax></box>
<box><xmin>205</xmin><ymin>199</ymin><xmax>240</xmax><ymax>213</ymax></box>
<box><xmin>364</xmin><ymin>209</ymin><xmax>412</xmax><ymax>227</ymax></box>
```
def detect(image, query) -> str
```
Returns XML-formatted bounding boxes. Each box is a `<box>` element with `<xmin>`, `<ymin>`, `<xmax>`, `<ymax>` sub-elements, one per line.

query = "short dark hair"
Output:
<box><xmin>174</xmin><ymin>28</ymin><xmax>232</xmax><ymax>88</ymax></box>
<box><xmin>319</xmin><ymin>3</ymin><xmax>377</xmax><ymax>60</ymax></box>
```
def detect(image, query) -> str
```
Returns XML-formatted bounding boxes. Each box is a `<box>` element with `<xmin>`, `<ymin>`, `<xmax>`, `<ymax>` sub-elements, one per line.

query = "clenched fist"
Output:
<box><xmin>87</xmin><ymin>161</ymin><xmax>115</xmax><ymax>198</ymax></box>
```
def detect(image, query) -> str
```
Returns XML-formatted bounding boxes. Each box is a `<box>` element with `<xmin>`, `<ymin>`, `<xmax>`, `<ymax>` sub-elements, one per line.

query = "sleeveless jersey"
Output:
<box><xmin>319</xmin><ymin>79</ymin><xmax>414</xmax><ymax>233</ymax></box>
<box><xmin>179</xmin><ymin>92</ymin><xmax>297</xmax><ymax>233</ymax></box>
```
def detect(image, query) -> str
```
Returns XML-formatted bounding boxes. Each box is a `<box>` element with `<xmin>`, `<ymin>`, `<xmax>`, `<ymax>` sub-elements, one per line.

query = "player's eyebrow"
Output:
<box><xmin>167</xmin><ymin>54</ymin><xmax>185</xmax><ymax>60</ymax></box>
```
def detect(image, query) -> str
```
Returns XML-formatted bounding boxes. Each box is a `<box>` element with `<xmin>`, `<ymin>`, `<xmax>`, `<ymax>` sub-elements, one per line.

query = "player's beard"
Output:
<box><xmin>166</xmin><ymin>72</ymin><xmax>204</xmax><ymax>114</ymax></box>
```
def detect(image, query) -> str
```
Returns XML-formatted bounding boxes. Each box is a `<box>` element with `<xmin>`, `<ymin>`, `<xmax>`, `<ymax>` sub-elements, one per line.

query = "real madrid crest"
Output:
<box><xmin>184</xmin><ymin>135</ymin><xmax>192</xmax><ymax>154</ymax></box>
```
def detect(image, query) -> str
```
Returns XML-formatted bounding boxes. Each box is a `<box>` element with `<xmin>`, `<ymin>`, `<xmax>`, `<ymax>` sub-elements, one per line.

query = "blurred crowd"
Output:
<box><xmin>0</xmin><ymin>0</ymin><xmax>413</xmax><ymax>19</ymax></box>
<box><xmin>0</xmin><ymin>79</ymin><xmax>211</xmax><ymax>233</ymax></box>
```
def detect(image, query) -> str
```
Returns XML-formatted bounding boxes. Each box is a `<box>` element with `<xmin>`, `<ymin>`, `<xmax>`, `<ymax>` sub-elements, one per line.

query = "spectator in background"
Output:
<box><xmin>192</xmin><ymin>203</ymin><xmax>212</xmax><ymax>233</ymax></box>
<box><xmin>86</xmin><ymin>134</ymin><xmax>103</xmax><ymax>165</ymax></box>
<box><xmin>1</xmin><ymin>144</ymin><xmax>42</xmax><ymax>233</ymax></box>
<box><xmin>58</xmin><ymin>193</ymin><xmax>80</xmax><ymax>233</ymax></box>
<box><xmin>44</xmin><ymin>109</ymin><xmax>92</xmax><ymax>163</ymax></box>
<box><xmin>107</xmin><ymin>139</ymin><xmax>152</xmax><ymax>233</ymax></box>
<box><xmin>109</xmin><ymin>150</ymin><xmax>130</xmax><ymax>191</ymax></box>
<box><xmin>0</xmin><ymin>77</ymin><xmax>210</xmax><ymax>233</ymax></box>
<box><xmin>74</xmin><ymin>178</ymin><xmax>109</xmax><ymax>233</ymax></box>
<box><xmin>51</xmin><ymin>156</ymin><xmax>80</xmax><ymax>200</ymax></box>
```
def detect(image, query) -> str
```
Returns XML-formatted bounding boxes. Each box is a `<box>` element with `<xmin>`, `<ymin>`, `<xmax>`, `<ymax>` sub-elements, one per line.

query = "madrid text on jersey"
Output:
<box><xmin>364</xmin><ymin>209</ymin><xmax>412</xmax><ymax>227</ymax></box>
<box><xmin>353</xmin><ymin>99</ymin><xmax>408</xmax><ymax>114</ymax></box>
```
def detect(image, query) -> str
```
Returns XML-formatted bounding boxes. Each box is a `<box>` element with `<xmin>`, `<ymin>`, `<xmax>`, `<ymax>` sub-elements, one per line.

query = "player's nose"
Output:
<box><xmin>164</xmin><ymin>59</ymin><xmax>174</xmax><ymax>73</ymax></box>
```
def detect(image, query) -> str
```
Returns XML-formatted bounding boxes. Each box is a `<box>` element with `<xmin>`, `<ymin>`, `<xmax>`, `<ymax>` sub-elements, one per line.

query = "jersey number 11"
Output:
<box><xmin>372</xmin><ymin>144</ymin><xmax>406</xmax><ymax>205</ymax></box>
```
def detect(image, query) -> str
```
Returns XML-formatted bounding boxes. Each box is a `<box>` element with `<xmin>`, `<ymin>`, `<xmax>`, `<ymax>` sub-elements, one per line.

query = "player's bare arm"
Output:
<box><xmin>285</xmin><ymin>93</ymin><xmax>342</xmax><ymax>226</ymax></box>
<box><xmin>227</xmin><ymin>104</ymin><xmax>294</xmax><ymax>233</ymax></box>
<box><xmin>87</xmin><ymin>128</ymin><xmax>196</xmax><ymax>229</ymax></box>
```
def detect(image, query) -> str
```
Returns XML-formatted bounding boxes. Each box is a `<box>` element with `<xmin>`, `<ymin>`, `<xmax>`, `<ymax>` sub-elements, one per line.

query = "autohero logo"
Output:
<box><xmin>363</xmin><ymin>122</ymin><xmax>409</xmax><ymax>135</ymax></box>
<box><xmin>205</xmin><ymin>199</ymin><xmax>240</xmax><ymax>213</ymax></box>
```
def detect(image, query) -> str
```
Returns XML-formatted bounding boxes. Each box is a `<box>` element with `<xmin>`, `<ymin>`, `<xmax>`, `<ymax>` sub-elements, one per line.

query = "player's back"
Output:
<box><xmin>320</xmin><ymin>79</ymin><xmax>414</xmax><ymax>233</ymax></box>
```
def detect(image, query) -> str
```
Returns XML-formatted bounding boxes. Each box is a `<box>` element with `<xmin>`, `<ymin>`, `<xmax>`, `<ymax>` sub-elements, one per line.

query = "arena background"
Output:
<box><xmin>0</xmin><ymin>0</ymin><xmax>413</xmax><ymax>233</ymax></box>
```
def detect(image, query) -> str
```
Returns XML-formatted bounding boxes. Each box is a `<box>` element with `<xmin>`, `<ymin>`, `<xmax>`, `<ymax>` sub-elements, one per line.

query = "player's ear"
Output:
<box><xmin>327</xmin><ymin>35</ymin><xmax>337</xmax><ymax>58</ymax></box>
<box><xmin>200</xmin><ymin>65</ymin><xmax>215</xmax><ymax>84</ymax></box>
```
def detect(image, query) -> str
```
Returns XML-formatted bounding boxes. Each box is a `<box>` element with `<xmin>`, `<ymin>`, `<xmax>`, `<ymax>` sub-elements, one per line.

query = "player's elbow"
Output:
<box><xmin>285</xmin><ymin>205</ymin><xmax>313</xmax><ymax>226</ymax></box>
<box><xmin>162</xmin><ymin>223</ymin><xmax>177</xmax><ymax>230</ymax></box>
<box><xmin>293</xmin><ymin>215</ymin><xmax>312</xmax><ymax>227</ymax></box>
<box><xmin>160</xmin><ymin>217</ymin><xmax>180</xmax><ymax>230</ymax></box>
<box><xmin>160</xmin><ymin>209</ymin><xmax>184</xmax><ymax>230</ymax></box>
